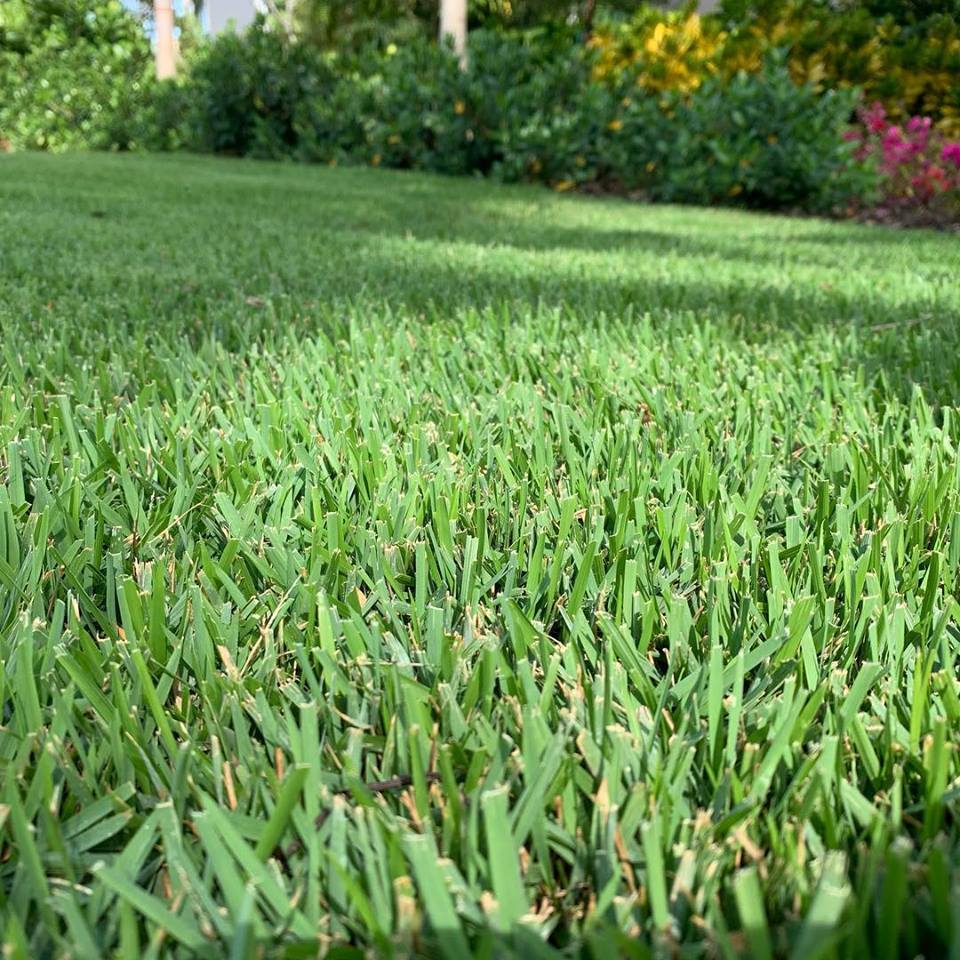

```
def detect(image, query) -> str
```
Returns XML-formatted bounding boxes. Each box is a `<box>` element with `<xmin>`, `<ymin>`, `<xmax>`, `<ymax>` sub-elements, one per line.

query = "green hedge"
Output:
<box><xmin>156</xmin><ymin>26</ymin><xmax>875</xmax><ymax>214</ymax></box>
<box><xmin>0</xmin><ymin>6</ymin><xmax>878</xmax><ymax>214</ymax></box>
<box><xmin>0</xmin><ymin>0</ymin><xmax>155</xmax><ymax>151</ymax></box>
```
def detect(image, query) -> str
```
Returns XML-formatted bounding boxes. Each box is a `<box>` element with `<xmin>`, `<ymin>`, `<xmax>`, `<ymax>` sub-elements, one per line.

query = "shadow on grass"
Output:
<box><xmin>304</xmin><ymin>237</ymin><xmax>960</xmax><ymax>407</ymax></box>
<box><xmin>42</xmin><ymin>225</ymin><xmax>959</xmax><ymax>408</ymax></box>
<box><xmin>276</xmin><ymin>922</ymin><xmax>653</xmax><ymax>959</ymax></box>
<box><xmin>10</xmin><ymin>156</ymin><xmax>960</xmax><ymax>406</ymax></box>
<box><xmin>274</xmin><ymin>915</ymin><xmax>851</xmax><ymax>959</ymax></box>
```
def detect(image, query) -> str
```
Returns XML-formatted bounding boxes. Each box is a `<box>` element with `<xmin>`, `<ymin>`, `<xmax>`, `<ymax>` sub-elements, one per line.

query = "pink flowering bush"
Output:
<box><xmin>847</xmin><ymin>101</ymin><xmax>960</xmax><ymax>225</ymax></box>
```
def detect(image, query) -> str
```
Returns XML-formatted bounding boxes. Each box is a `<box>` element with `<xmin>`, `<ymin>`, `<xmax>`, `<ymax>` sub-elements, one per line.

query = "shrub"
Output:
<box><xmin>471</xmin><ymin>32</ymin><xmax>617</xmax><ymax>188</ymax></box>
<box><xmin>675</xmin><ymin>58</ymin><xmax>875</xmax><ymax>211</ymax></box>
<box><xmin>130</xmin><ymin>79</ymin><xmax>192</xmax><ymax>153</ymax></box>
<box><xmin>601</xmin><ymin>53</ymin><xmax>878</xmax><ymax>213</ymax></box>
<box><xmin>590</xmin><ymin>9</ymin><xmax>727</xmax><ymax>94</ymax></box>
<box><xmin>166</xmin><ymin>30</ymin><xmax>876</xmax><ymax>215</ymax></box>
<box><xmin>293</xmin><ymin>29</ymin><xmax>609</xmax><ymax>181</ymax></box>
<box><xmin>0</xmin><ymin>0</ymin><xmax>155</xmax><ymax>151</ymax></box>
<box><xmin>179</xmin><ymin>21</ymin><xmax>338</xmax><ymax>158</ymax></box>
<box><xmin>769</xmin><ymin>8</ymin><xmax>960</xmax><ymax>138</ymax></box>
<box><xmin>848</xmin><ymin>101</ymin><xmax>960</xmax><ymax>225</ymax></box>
<box><xmin>292</xmin><ymin>68</ymin><xmax>371</xmax><ymax>165</ymax></box>
<box><xmin>0</xmin><ymin>13</ymin><xmax>886</xmax><ymax>218</ymax></box>
<box><xmin>346</xmin><ymin>39</ymin><xmax>473</xmax><ymax>174</ymax></box>
<box><xmin>224</xmin><ymin>29</ymin><xmax>616</xmax><ymax>184</ymax></box>
<box><xmin>590</xmin><ymin>2</ymin><xmax>960</xmax><ymax>138</ymax></box>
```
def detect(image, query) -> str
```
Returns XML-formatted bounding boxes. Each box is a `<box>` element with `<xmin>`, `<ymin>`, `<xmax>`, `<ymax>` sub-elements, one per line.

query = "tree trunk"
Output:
<box><xmin>154</xmin><ymin>0</ymin><xmax>177</xmax><ymax>80</ymax></box>
<box><xmin>439</xmin><ymin>0</ymin><xmax>467</xmax><ymax>68</ymax></box>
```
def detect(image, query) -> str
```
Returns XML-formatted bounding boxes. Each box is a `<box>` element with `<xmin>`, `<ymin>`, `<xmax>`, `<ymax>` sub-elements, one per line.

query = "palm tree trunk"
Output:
<box><xmin>439</xmin><ymin>0</ymin><xmax>467</xmax><ymax>68</ymax></box>
<box><xmin>154</xmin><ymin>0</ymin><xmax>177</xmax><ymax>79</ymax></box>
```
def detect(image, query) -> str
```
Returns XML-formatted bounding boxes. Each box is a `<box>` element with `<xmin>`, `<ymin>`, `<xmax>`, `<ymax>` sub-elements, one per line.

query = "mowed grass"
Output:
<box><xmin>2</xmin><ymin>152</ymin><xmax>960</xmax><ymax>959</ymax></box>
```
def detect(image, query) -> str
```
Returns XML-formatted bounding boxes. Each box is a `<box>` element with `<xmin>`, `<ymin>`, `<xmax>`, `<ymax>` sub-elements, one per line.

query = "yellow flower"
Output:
<box><xmin>371</xmin><ymin>154</ymin><xmax>382</xmax><ymax>167</ymax></box>
<box><xmin>645</xmin><ymin>161</ymin><xmax>656</xmax><ymax>172</ymax></box>
<box><xmin>388</xmin><ymin>134</ymin><xmax>400</xmax><ymax>145</ymax></box>
<box><xmin>646</xmin><ymin>22</ymin><xmax>667</xmax><ymax>55</ymax></box>
<box><xmin>554</xmin><ymin>179</ymin><xmax>576</xmax><ymax>192</ymax></box>
<box><xmin>454</xmin><ymin>100</ymin><xmax>466</xmax><ymax>116</ymax></box>
<box><xmin>608</xmin><ymin>119</ymin><xmax>623</xmax><ymax>132</ymax></box>
<box><xmin>386</xmin><ymin>43</ymin><xmax>398</xmax><ymax>56</ymax></box>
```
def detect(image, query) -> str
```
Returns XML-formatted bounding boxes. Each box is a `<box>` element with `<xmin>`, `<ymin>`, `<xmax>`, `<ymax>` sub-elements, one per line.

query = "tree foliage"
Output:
<box><xmin>0</xmin><ymin>0</ymin><xmax>154</xmax><ymax>150</ymax></box>
<box><xmin>289</xmin><ymin>0</ymin><xmax>646</xmax><ymax>50</ymax></box>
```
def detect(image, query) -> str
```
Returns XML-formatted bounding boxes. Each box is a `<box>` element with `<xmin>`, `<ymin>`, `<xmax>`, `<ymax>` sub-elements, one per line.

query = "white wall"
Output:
<box><xmin>205</xmin><ymin>0</ymin><xmax>259</xmax><ymax>34</ymax></box>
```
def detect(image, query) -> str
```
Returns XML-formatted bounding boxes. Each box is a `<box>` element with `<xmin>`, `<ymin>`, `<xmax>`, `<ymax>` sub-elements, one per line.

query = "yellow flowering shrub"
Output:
<box><xmin>590</xmin><ymin>5</ymin><xmax>960</xmax><ymax>136</ymax></box>
<box><xmin>590</xmin><ymin>11</ymin><xmax>726</xmax><ymax>95</ymax></box>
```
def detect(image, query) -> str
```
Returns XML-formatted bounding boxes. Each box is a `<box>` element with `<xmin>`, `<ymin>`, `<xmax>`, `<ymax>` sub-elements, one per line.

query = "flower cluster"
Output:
<box><xmin>589</xmin><ymin>5</ymin><xmax>960</xmax><ymax>138</ymax></box>
<box><xmin>848</xmin><ymin>102</ymin><xmax>960</xmax><ymax>220</ymax></box>
<box><xmin>590</xmin><ymin>12</ymin><xmax>725</xmax><ymax>94</ymax></box>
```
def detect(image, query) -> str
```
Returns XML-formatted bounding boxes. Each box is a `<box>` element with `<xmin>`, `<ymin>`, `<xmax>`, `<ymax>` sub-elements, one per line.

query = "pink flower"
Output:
<box><xmin>942</xmin><ymin>142</ymin><xmax>960</xmax><ymax>168</ymax></box>
<box><xmin>863</xmin><ymin>102</ymin><xmax>887</xmax><ymax>133</ymax></box>
<box><xmin>852</xmin><ymin>101</ymin><xmax>960</xmax><ymax>209</ymax></box>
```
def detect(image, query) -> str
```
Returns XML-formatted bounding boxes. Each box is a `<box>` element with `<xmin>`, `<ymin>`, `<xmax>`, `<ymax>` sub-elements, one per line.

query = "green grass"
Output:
<box><xmin>2</xmin><ymin>151</ymin><xmax>960</xmax><ymax>959</ymax></box>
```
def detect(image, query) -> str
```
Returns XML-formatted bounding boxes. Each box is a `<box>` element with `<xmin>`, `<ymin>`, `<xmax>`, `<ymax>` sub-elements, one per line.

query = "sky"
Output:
<box><xmin>121</xmin><ymin>0</ymin><xmax>210</xmax><ymax>34</ymax></box>
<box><xmin>121</xmin><ymin>2</ymin><xmax>199</xmax><ymax>20</ymax></box>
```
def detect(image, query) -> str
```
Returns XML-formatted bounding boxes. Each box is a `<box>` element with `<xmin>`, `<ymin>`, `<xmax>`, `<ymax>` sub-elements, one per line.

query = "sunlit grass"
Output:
<box><xmin>2</xmin><ymin>152</ymin><xmax>960</xmax><ymax>958</ymax></box>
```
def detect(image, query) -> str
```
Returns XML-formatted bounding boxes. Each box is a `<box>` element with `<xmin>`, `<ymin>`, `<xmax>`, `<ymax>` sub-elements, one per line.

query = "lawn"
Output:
<box><xmin>2</xmin><ymin>152</ymin><xmax>960</xmax><ymax>959</ymax></box>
